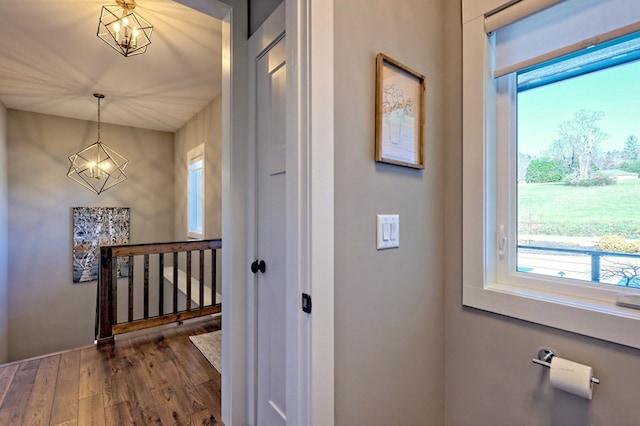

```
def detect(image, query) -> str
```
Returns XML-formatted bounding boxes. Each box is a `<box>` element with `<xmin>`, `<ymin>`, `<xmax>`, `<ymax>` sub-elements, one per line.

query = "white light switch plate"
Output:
<box><xmin>377</xmin><ymin>214</ymin><xmax>399</xmax><ymax>249</ymax></box>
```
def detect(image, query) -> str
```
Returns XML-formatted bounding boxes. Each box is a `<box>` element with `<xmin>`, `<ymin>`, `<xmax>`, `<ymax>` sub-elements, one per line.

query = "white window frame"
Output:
<box><xmin>187</xmin><ymin>143</ymin><xmax>205</xmax><ymax>239</ymax></box>
<box><xmin>462</xmin><ymin>0</ymin><xmax>640</xmax><ymax>349</ymax></box>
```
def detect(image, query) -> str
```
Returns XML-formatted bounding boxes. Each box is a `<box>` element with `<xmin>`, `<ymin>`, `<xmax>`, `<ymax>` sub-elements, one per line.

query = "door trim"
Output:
<box><xmin>285</xmin><ymin>0</ymin><xmax>335</xmax><ymax>425</ymax></box>
<box><xmin>175</xmin><ymin>1</ymin><xmax>250</xmax><ymax>424</ymax></box>
<box><xmin>248</xmin><ymin>0</ymin><xmax>336</xmax><ymax>424</ymax></box>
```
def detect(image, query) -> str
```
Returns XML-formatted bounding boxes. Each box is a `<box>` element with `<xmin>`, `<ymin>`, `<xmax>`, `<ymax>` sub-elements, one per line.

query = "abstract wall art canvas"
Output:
<box><xmin>72</xmin><ymin>207</ymin><xmax>130</xmax><ymax>283</ymax></box>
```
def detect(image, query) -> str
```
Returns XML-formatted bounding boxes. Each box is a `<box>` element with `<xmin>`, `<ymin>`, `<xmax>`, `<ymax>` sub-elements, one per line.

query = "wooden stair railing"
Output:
<box><xmin>96</xmin><ymin>239</ymin><xmax>222</xmax><ymax>344</ymax></box>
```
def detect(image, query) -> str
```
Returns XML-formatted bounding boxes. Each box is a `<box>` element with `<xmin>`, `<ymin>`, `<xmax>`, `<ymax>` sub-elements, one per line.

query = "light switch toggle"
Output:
<box><xmin>382</xmin><ymin>223</ymin><xmax>391</xmax><ymax>240</ymax></box>
<box><xmin>377</xmin><ymin>214</ymin><xmax>399</xmax><ymax>249</ymax></box>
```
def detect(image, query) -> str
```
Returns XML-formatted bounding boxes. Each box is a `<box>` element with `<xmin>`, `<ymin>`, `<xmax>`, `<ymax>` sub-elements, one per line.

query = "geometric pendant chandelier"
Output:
<box><xmin>67</xmin><ymin>94</ymin><xmax>129</xmax><ymax>195</ymax></box>
<box><xmin>97</xmin><ymin>0</ymin><xmax>153</xmax><ymax>57</ymax></box>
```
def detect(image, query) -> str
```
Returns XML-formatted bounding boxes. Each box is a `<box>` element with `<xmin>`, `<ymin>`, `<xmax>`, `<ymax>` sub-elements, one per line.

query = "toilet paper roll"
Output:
<box><xmin>549</xmin><ymin>357</ymin><xmax>594</xmax><ymax>400</ymax></box>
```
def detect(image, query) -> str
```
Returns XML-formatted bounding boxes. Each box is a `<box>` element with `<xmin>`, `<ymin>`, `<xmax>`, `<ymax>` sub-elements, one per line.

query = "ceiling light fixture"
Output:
<box><xmin>97</xmin><ymin>0</ymin><xmax>153</xmax><ymax>57</ymax></box>
<box><xmin>67</xmin><ymin>94</ymin><xmax>129</xmax><ymax>195</ymax></box>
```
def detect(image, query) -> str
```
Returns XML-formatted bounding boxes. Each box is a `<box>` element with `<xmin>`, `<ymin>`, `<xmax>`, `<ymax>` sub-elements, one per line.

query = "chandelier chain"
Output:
<box><xmin>94</xmin><ymin>93</ymin><xmax>105</xmax><ymax>143</ymax></box>
<box><xmin>97</xmin><ymin>97</ymin><xmax>101</xmax><ymax>142</ymax></box>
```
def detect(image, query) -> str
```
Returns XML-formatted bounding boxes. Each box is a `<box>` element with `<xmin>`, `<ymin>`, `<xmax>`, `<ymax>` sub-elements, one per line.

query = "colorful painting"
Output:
<box><xmin>72</xmin><ymin>207</ymin><xmax>130</xmax><ymax>283</ymax></box>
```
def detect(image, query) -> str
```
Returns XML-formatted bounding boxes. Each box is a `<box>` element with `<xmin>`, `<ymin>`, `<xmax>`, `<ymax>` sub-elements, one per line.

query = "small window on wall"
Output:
<box><xmin>188</xmin><ymin>144</ymin><xmax>204</xmax><ymax>239</ymax></box>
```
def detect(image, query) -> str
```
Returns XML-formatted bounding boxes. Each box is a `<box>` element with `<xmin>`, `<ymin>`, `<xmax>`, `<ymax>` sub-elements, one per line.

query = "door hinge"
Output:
<box><xmin>302</xmin><ymin>293</ymin><xmax>312</xmax><ymax>314</ymax></box>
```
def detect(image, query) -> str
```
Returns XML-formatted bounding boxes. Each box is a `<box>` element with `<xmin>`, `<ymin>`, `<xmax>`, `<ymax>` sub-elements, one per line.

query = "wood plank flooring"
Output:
<box><xmin>0</xmin><ymin>317</ymin><xmax>222</xmax><ymax>425</ymax></box>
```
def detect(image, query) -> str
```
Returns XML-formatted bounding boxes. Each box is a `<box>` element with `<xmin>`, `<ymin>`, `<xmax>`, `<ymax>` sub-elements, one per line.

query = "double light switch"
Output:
<box><xmin>376</xmin><ymin>214</ymin><xmax>399</xmax><ymax>250</ymax></box>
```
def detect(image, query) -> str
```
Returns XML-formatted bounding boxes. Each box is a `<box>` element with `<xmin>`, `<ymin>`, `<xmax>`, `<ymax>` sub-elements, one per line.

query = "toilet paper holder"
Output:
<box><xmin>532</xmin><ymin>349</ymin><xmax>600</xmax><ymax>384</ymax></box>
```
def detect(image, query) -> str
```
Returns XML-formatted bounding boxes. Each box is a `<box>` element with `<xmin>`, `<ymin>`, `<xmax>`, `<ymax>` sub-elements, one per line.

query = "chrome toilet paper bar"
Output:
<box><xmin>532</xmin><ymin>349</ymin><xmax>600</xmax><ymax>384</ymax></box>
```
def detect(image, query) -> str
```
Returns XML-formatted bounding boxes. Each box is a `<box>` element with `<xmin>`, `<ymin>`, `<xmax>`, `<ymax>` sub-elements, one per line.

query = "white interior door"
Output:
<box><xmin>256</xmin><ymin>34</ymin><xmax>287</xmax><ymax>426</ymax></box>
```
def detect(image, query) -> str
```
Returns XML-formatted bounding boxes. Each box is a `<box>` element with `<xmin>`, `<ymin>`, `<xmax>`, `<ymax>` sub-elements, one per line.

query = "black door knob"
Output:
<box><xmin>251</xmin><ymin>260</ymin><xmax>266</xmax><ymax>274</ymax></box>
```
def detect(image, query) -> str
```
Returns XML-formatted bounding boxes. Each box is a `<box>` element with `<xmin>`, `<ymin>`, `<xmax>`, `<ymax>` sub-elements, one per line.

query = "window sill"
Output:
<box><xmin>463</xmin><ymin>282</ymin><xmax>640</xmax><ymax>349</ymax></box>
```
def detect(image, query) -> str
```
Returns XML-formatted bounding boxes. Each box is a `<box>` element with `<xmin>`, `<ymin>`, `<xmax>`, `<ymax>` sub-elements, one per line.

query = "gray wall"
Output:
<box><xmin>334</xmin><ymin>0</ymin><xmax>445</xmax><ymax>424</ymax></box>
<box><xmin>7</xmin><ymin>110</ymin><xmax>174</xmax><ymax>361</ymax></box>
<box><xmin>248</xmin><ymin>0</ymin><xmax>283</xmax><ymax>36</ymax></box>
<box><xmin>174</xmin><ymin>96</ymin><xmax>223</xmax><ymax>241</ymax></box>
<box><xmin>0</xmin><ymin>102</ymin><xmax>7</xmax><ymax>363</ymax></box>
<box><xmin>173</xmin><ymin>97</ymin><xmax>223</xmax><ymax>302</ymax></box>
<box><xmin>443</xmin><ymin>1</ymin><xmax>640</xmax><ymax>425</ymax></box>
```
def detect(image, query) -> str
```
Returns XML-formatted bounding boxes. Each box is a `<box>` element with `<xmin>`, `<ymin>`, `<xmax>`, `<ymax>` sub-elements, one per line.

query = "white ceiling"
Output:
<box><xmin>0</xmin><ymin>0</ymin><xmax>222</xmax><ymax>133</ymax></box>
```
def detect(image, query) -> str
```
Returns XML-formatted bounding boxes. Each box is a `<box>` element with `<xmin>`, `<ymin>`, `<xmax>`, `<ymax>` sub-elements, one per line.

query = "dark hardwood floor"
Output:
<box><xmin>0</xmin><ymin>317</ymin><xmax>222</xmax><ymax>425</ymax></box>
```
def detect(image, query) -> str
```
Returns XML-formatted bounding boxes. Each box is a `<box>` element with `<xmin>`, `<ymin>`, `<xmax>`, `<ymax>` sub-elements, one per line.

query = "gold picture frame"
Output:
<box><xmin>375</xmin><ymin>53</ymin><xmax>425</xmax><ymax>169</ymax></box>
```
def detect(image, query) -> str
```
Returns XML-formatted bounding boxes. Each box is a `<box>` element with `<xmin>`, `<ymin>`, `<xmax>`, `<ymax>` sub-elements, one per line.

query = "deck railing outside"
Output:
<box><xmin>96</xmin><ymin>239</ymin><xmax>222</xmax><ymax>343</ymax></box>
<box><xmin>518</xmin><ymin>244</ymin><xmax>640</xmax><ymax>286</ymax></box>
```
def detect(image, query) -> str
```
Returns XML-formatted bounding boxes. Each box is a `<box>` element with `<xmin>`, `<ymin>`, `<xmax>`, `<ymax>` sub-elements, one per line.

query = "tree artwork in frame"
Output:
<box><xmin>375</xmin><ymin>53</ymin><xmax>425</xmax><ymax>169</ymax></box>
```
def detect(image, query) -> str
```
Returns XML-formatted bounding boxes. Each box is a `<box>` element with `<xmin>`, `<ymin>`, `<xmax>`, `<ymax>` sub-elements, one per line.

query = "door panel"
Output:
<box><xmin>256</xmin><ymin>34</ymin><xmax>287</xmax><ymax>426</ymax></box>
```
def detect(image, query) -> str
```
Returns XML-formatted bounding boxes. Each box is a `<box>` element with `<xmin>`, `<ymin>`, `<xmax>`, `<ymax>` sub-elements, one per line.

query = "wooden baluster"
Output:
<box><xmin>186</xmin><ymin>251</ymin><xmax>192</xmax><ymax>311</ymax></box>
<box><xmin>128</xmin><ymin>255</ymin><xmax>134</xmax><ymax>323</ymax></box>
<box><xmin>199</xmin><ymin>250</ymin><xmax>205</xmax><ymax>307</ymax></box>
<box><xmin>173</xmin><ymin>252</ymin><xmax>178</xmax><ymax>313</ymax></box>
<box><xmin>111</xmin><ymin>255</ymin><xmax>118</xmax><ymax>327</ymax></box>
<box><xmin>159</xmin><ymin>253</ymin><xmax>164</xmax><ymax>316</ymax></box>
<box><xmin>143</xmin><ymin>254</ymin><xmax>149</xmax><ymax>319</ymax></box>
<box><xmin>211</xmin><ymin>249</ymin><xmax>218</xmax><ymax>305</ymax></box>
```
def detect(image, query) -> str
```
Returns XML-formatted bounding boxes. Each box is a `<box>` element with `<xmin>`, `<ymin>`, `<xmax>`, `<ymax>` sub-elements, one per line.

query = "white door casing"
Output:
<box><xmin>248</xmin><ymin>1</ymin><xmax>336</xmax><ymax>424</ymax></box>
<box><xmin>174</xmin><ymin>0</ymin><xmax>251</xmax><ymax>424</ymax></box>
<box><xmin>284</xmin><ymin>0</ymin><xmax>335</xmax><ymax>424</ymax></box>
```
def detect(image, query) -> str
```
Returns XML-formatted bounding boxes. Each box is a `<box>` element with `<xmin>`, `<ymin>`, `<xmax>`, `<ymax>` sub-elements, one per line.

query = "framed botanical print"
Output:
<box><xmin>375</xmin><ymin>53</ymin><xmax>425</xmax><ymax>169</ymax></box>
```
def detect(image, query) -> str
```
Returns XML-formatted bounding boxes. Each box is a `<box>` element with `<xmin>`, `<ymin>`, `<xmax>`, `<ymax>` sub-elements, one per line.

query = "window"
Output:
<box><xmin>462</xmin><ymin>0</ymin><xmax>640</xmax><ymax>349</ymax></box>
<box><xmin>514</xmin><ymin>39</ymin><xmax>640</xmax><ymax>286</ymax></box>
<box><xmin>187</xmin><ymin>144</ymin><xmax>204</xmax><ymax>239</ymax></box>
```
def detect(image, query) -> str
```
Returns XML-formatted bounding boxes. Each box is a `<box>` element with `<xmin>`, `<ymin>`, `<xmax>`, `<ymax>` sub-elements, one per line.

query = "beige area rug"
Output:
<box><xmin>189</xmin><ymin>330</ymin><xmax>222</xmax><ymax>374</ymax></box>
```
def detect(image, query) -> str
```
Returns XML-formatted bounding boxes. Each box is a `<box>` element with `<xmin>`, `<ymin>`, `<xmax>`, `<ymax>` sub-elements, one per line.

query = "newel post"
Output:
<box><xmin>97</xmin><ymin>246</ymin><xmax>115</xmax><ymax>344</ymax></box>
